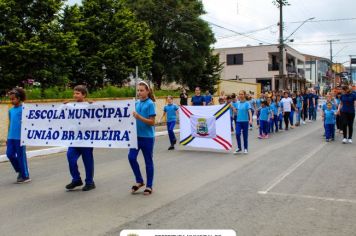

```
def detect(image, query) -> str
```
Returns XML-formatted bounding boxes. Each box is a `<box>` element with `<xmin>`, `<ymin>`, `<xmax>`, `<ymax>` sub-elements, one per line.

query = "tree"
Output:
<box><xmin>62</xmin><ymin>0</ymin><xmax>154</xmax><ymax>89</ymax></box>
<box><xmin>0</xmin><ymin>0</ymin><xmax>78</xmax><ymax>91</ymax></box>
<box><xmin>125</xmin><ymin>0</ymin><xmax>217</xmax><ymax>90</ymax></box>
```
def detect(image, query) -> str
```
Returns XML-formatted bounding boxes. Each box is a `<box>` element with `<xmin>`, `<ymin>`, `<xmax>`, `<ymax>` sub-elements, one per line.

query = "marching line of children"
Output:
<box><xmin>5</xmin><ymin>84</ymin><xmax>354</xmax><ymax>191</ymax></box>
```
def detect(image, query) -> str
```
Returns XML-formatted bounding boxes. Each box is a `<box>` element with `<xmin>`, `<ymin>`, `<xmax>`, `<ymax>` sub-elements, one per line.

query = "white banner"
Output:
<box><xmin>179</xmin><ymin>104</ymin><xmax>232</xmax><ymax>151</ymax></box>
<box><xmin>21</xmin><ymin>100</ymin><xmax>137</xmax><ymax>149</ymax></box>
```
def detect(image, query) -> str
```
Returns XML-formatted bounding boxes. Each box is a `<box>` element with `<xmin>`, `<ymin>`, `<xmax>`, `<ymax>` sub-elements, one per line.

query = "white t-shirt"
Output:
<box><xmin>280</xmin><ymin>97</ymin><xmax>293</xmax><ymax>112</ymax></box>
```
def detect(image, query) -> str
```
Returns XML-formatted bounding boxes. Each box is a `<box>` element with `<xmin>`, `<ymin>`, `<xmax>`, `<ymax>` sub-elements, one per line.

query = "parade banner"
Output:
<box><xmin>21</xmin><ymin>100</ymin><xmax>137</xmax><ymax>148</ymax></box>
<box><xmin>179</xmin><ymin>104</ymin><xmax>232</xmax><ymax>151</ymax></box>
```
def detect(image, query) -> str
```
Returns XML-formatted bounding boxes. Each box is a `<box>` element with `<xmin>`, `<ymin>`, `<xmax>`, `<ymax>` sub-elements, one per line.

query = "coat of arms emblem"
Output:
<box><xmin>196</xmin><ymin>118</ymin><xmax>209</xmax><ymax>136</ymax></box>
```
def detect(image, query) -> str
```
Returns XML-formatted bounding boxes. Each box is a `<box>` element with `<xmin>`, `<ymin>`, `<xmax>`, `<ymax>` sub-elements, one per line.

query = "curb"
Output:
<box><xmin>0</xmin><ymin>129</ymin><xmax>180</xmax><ymax>163</ymax></box>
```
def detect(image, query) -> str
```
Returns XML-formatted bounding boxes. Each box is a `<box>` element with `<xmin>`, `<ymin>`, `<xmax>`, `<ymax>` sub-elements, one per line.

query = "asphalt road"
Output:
<box><xmin>0</xmin><ymin>120</ymin><xmax>356</xmax><ymax>236</ymax></box>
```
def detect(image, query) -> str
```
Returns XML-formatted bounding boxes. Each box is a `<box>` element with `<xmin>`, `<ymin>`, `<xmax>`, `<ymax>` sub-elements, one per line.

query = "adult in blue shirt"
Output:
<box><xmin>204</xmin><ymin>90</ymin><xmax>213</xmax><ymax>105</ymax></box>
<box><xmin>232</xmin><ymin>90</ymin><xmax>252</xmax><ymax>155</ymax></box>
<box><xmin>338</xmin><ymin>86</ymin><xmax>356</xmax><ymax>144</ymax></box>
<box><xmin>191</xmin><ymin>87</ymin><xmax>205</xmax><ymax>106</ymax></box>
<box><xmin>307</xmin><ymin>90</ymin><xmax>315</xmax><ymax>121</ymax></box>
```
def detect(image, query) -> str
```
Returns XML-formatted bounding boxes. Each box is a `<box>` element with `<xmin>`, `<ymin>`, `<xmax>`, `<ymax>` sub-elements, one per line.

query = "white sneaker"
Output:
<box><xmin>302</xmin><ymin>121</ymin><xmax>306</xmax><ymax>125</ymax></box>
<box><xmin>342</xmin><ymin>138</ymin><xmax>347</xmax><ymax>144</ymax></box>
<box><xmin>348</xmin><ymin>139</ymin><xmax>353</xmax><ymax>144</ymax></box>
<box><xmin>243</xmin><ymin>149</ymin><xmax>248</xmax><ymax>154</ymax></box>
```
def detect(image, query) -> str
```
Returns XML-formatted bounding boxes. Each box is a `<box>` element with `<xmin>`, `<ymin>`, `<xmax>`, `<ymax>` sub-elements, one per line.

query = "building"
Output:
<box><xmin>345</xmin><ymin>66</ymin><xmax>356</xmax><ymax>84</ymax></box>
<box><xmin>214</xmin><ymin>44</ymin><xmax>307</xmax><ymax>92</ymax></box>
<box><xmin>304</xmin><ymin>54</ymin><xmax>332</xmax><ymax>88</ymax></box>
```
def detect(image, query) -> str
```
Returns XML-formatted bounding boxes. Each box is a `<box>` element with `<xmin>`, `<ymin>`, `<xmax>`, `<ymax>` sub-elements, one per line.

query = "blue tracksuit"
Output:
<box><xmin>128</xmin><ymin>98</ymin><xmax>156</xmax><ymax>188</ymax></box>
<box><xmin>164</xmin><ymin>104</ymin><xmax>179</xmax><ymax>146</ymax></box>
<box><xmin>67</xmin><ymin>147</ymin><xmax>94</xmax><ymax>184</ymax></box>
<box><xmin>7</xmin><ymin>105</ymin><xmax>30</xmax><ymax>179</ymax></box>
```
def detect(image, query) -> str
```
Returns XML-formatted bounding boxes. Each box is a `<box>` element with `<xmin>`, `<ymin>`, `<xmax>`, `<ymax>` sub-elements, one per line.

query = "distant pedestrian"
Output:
<box><xmin>179</xmin><ymin>88</ymin><xmax>188</xmax><ymax>106</ymax></box>
<box><xmin>160</xmin><ymin>96</ymin><xmax>179</xmax><ymax>150</ymax></box>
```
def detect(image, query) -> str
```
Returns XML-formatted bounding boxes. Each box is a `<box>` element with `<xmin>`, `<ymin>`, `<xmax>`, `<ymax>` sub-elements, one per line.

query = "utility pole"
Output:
<box><xmin>274</xmin><ymin>0</ymin><xmax>289</xmax><ymax>90</ymax></box>
<box><xmin>328</xmin><ymin>39</ymin><xmax>339</xmax><ymax>88</ymax></box>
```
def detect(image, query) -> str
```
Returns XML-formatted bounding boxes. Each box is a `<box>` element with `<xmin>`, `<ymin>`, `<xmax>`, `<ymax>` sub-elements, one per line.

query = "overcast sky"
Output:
<box><xmin>68</xmin><ymin>0</ymin><xmax>356</xmax><ymax>65</ymax></box>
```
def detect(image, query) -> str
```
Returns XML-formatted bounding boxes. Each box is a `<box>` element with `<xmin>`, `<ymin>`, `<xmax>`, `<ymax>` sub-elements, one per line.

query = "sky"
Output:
<box><xmin>68</xmin><ymin>0</ymin><xmax>356</xmax><ymax>65</ymax></box>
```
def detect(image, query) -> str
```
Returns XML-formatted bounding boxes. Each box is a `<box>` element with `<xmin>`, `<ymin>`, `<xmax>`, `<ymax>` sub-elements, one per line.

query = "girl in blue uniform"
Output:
<box><xmin>269</xmin><ymin>96</ymin><xmax>279</xmax><ymax>133</ymax></box>
<box><xmin>233</xmin><ymin>90</ymin><xmax>252</xmax><ymax>154</ymax></box>
<box><xmin>323</xmin><ymin>102</ymin><xmax>337</xmax><ymax>142</ymax></box>
<box><xmin>160</xmin><ymin>96</ymin><xmax>179</xmax><ymax>150</ymax></box>
<box><xmin>65</xmin><ymin>85</ymin><xmax>95</xmax><ymax>191</ymax></box>
<box><xmin>7</xmin><ymin>88</ymin><xmax>31</xmax><ymax>183</ymax></box>
<box><xmin>129</xmin><ymin>81</ymin><xmax>156</xmax><ymax>195</ymax></box>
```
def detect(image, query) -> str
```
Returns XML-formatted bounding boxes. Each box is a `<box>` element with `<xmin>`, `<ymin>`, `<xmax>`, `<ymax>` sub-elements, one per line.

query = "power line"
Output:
<box><xmin>288</xmin><ymin>17</ymin><xmax>356</xmax><ymax>24</ymax></box>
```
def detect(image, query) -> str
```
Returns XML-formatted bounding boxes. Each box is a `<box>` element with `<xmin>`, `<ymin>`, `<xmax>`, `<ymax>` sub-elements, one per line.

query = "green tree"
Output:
<box><xmin>62</xmin><ymin>0</ymin><xmax>154</xmax><ymax>89</ymax></box>
<box><xmin>125</xmin><ymin>0</ymin><xmax>217</xmax><ymax>90</ymax></box>
<box><xmin>0</xmin><ymin>0</ymin><xmax>78</xmax><ymax>91</ymax></box>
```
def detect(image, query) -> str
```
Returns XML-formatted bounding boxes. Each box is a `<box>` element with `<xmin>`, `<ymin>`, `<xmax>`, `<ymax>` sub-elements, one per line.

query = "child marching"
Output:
<box><xmin>65</xmin><ymin>85</ymin><xmax>96</xmax><ymax>191</ymax></box>
<box><xmin>160</xmin><ymin>96</ymin><xmax>179</xmax><ymax>150</ymax></box>
<box><xmin>129</xmin><ymin>81</ymin><xmax>156</xmax><ymax>195</ymax></box>
<box><xmin>6</xmin><ymin>88</ymin><xmax>31</xmax><ymax>183</ymax></box>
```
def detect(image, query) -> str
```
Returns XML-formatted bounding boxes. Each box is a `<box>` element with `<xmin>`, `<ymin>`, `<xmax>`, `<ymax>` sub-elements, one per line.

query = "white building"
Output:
<box><xmin>214</xmin><ymin>44</ymin><xmax>307</xmax><ymax>92</ymax></box>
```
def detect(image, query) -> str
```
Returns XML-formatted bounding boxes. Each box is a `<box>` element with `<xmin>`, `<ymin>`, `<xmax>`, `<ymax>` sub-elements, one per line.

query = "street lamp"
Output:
<box><xmin>279</xmin><ymin>17</ymin><xmax>315</xmax><ymax>90</ymax></box>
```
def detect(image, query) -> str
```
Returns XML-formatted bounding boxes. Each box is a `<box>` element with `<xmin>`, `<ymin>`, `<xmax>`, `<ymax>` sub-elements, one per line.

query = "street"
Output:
<box><xmin>0</xmin><ymin>120</ymin><xmax>356</xmax><ymax>236</ymax></box>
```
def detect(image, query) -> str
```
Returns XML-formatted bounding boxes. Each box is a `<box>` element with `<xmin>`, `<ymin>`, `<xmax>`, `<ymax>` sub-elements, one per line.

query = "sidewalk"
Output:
<box><xmin>0</xmin><ymin>124</ymin><xmax>179</xmax><ymax>162</ymax></box>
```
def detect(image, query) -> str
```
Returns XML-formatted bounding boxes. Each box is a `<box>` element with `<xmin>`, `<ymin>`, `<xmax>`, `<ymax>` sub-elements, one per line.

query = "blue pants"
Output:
<box><xmin>309</xmin><ymin>107</ymin><xmax>314</xmax><ymax>120</ymax></box>
<box><xmin>270</xmin><ymin>115</ymin><xmax>279</xmax><ymax>132</ymax></box>
<box><xmin>256</xmin><ymin>110</ymin><xmax>260</xmax><ymax>126</ymax></box>
<box><xmin>250</xmin><ymin>110</ymin><xmax>255</xmax><ymax>128</ymax></box>
<box><xmin>128</xmin><ymin>137</ymin><xmax>155</xmax><ymax>188</ymax></box>
<box><xmin>296</xmin><ymin>108</ymin><xmax>302</xmax><ymax>124</ymax></box>
<box><xmin>313</xmin><ymin>106</ymin><xmax>317</xmax><ymax>120</ymax></box>
<box><xmin>235</xmin><ymin>121</ymin><xmax>249</xmax><ymax>150</ymax></box>
<box><xmin>167</xmin><ymin>121</ymin><xmax>176</xmax><ymax>146</ymax></box>
<box><xmin>6</xmin><ymin>139</ymin><xmax>29</xmax><ymax>178</ymax></box>
<box><xmin>289</xmin><ymin>110</ymin><xmax>295</xmax><ymax>126</ymax></box>
<box><xmin>67</xmin><ymin>147</ymin><xmax>94</xmax><ymax>184</ymax></box>
<box><xmin>259</xmin><ymin>120</ymin><xmax>268</xmax><ymax>136</ymax></box>
<box><xmin>278</xmin><ymin>113</ymin><xmax>283</xmax><ymax>129</ymax></box>
<box><xmin>325</xmin><ymin>124</ymin><xmax>335</xmax><ymax>140</ymax></box>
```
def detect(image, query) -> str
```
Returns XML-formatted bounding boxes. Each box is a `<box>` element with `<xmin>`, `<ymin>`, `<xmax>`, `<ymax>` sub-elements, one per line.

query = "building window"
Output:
<box><xmin>227</xmin><ymin>54</ymin><xmax>243</xmax><ymax>65</ymax></box>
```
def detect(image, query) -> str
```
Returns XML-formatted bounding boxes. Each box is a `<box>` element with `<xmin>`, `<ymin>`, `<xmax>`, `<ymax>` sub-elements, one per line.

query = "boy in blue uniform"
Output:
<box><xmin>65</xmin><ymin>85</ymin><xmax>95</xmax><ymax>191</ymax></box>
<box><xmin>160</xmin><ymin>96</ymin><xmax>179</xmax><ymax>150</ymax></box>
<box><xmin>323</xmin><ymin>102</ymin><xmax>336</xmax><ymax>142</ymax></box>
<box><xmin>129</xmin><ymin>81</ymin><xmax>156</xmax><ymax>195</ymax></box>
<box><xmin>7</xmin><ymin>88</ymin><xmax>31</xmax><ymax>183</ymax></box>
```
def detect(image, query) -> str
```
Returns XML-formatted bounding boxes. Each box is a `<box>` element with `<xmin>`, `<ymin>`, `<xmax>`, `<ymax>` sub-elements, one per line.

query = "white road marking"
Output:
<box><xmin>259</xmin><ymin>143</ymin><xmax>326</xmax><ymax>194</ymax></box>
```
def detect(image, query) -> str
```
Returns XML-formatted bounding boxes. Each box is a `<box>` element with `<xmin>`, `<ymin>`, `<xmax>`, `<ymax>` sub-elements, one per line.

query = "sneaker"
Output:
<box><xmin>17</xmin><ymin>173</ymin><xmax>21</xmax><ymax>182</ymax></box>
<box><xmin>302</xmin><ymin>121</ymin><xmax>306</xmax><ymax>125</ymax></box>
<box><xmin>258</xmin><ymin>135</ymin><xmax>263</xmax><ymax>139</ymax></box>
<box><xmin>233</xmin><ymin>148</ymin><xmax>242</xmax><ymax>154</ymax></box>
<box><xmin>264</xmin><ymin>135</ymin><xmax>269</xmax><ymax>139</ymax></box>
<box><xmin>17</xmin><ymin>177</ymin><xmax>31</xmax><ymax>184</ymax></box>
<box><xmin>168</xmin><ymin>146</ymin><xmax>175</xmax><ymax>150</ymax></box>
<box><xmin>331</xmin><ymin>138</ymin><xmax>335</xmax><ymax>141</ymax></box>
<box><xmin>326</xmin><ymin>139</ymin><xmax>330</xmax><ymax>142</ymax></box>
<box><xmin>243</xmin><ymin>149</ymin><xmax>248</xmax><ymax>154</ymax></box>
<box><xmin>342</xmin><ymin>138</ymin><xmax>347</xmax><ymax>144</ymax></box>
<box><xmin>348</xmin><ymin>139</ymin><xmax>353</xmax><ymax>144</ymax></box>
<box><xmin>249</xmin><ymin>127</ymin><xmax>253</xmax><ymax>130</ymax></box>
<box><xmin>65</xmin><ymin>180</ymin><xmax>83</xmax><ymax>190</ymax></box>
<box><xmin>82</xmin><ymin>182</ymin><xmax>96</xmax><ymax>191</ymax></box>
